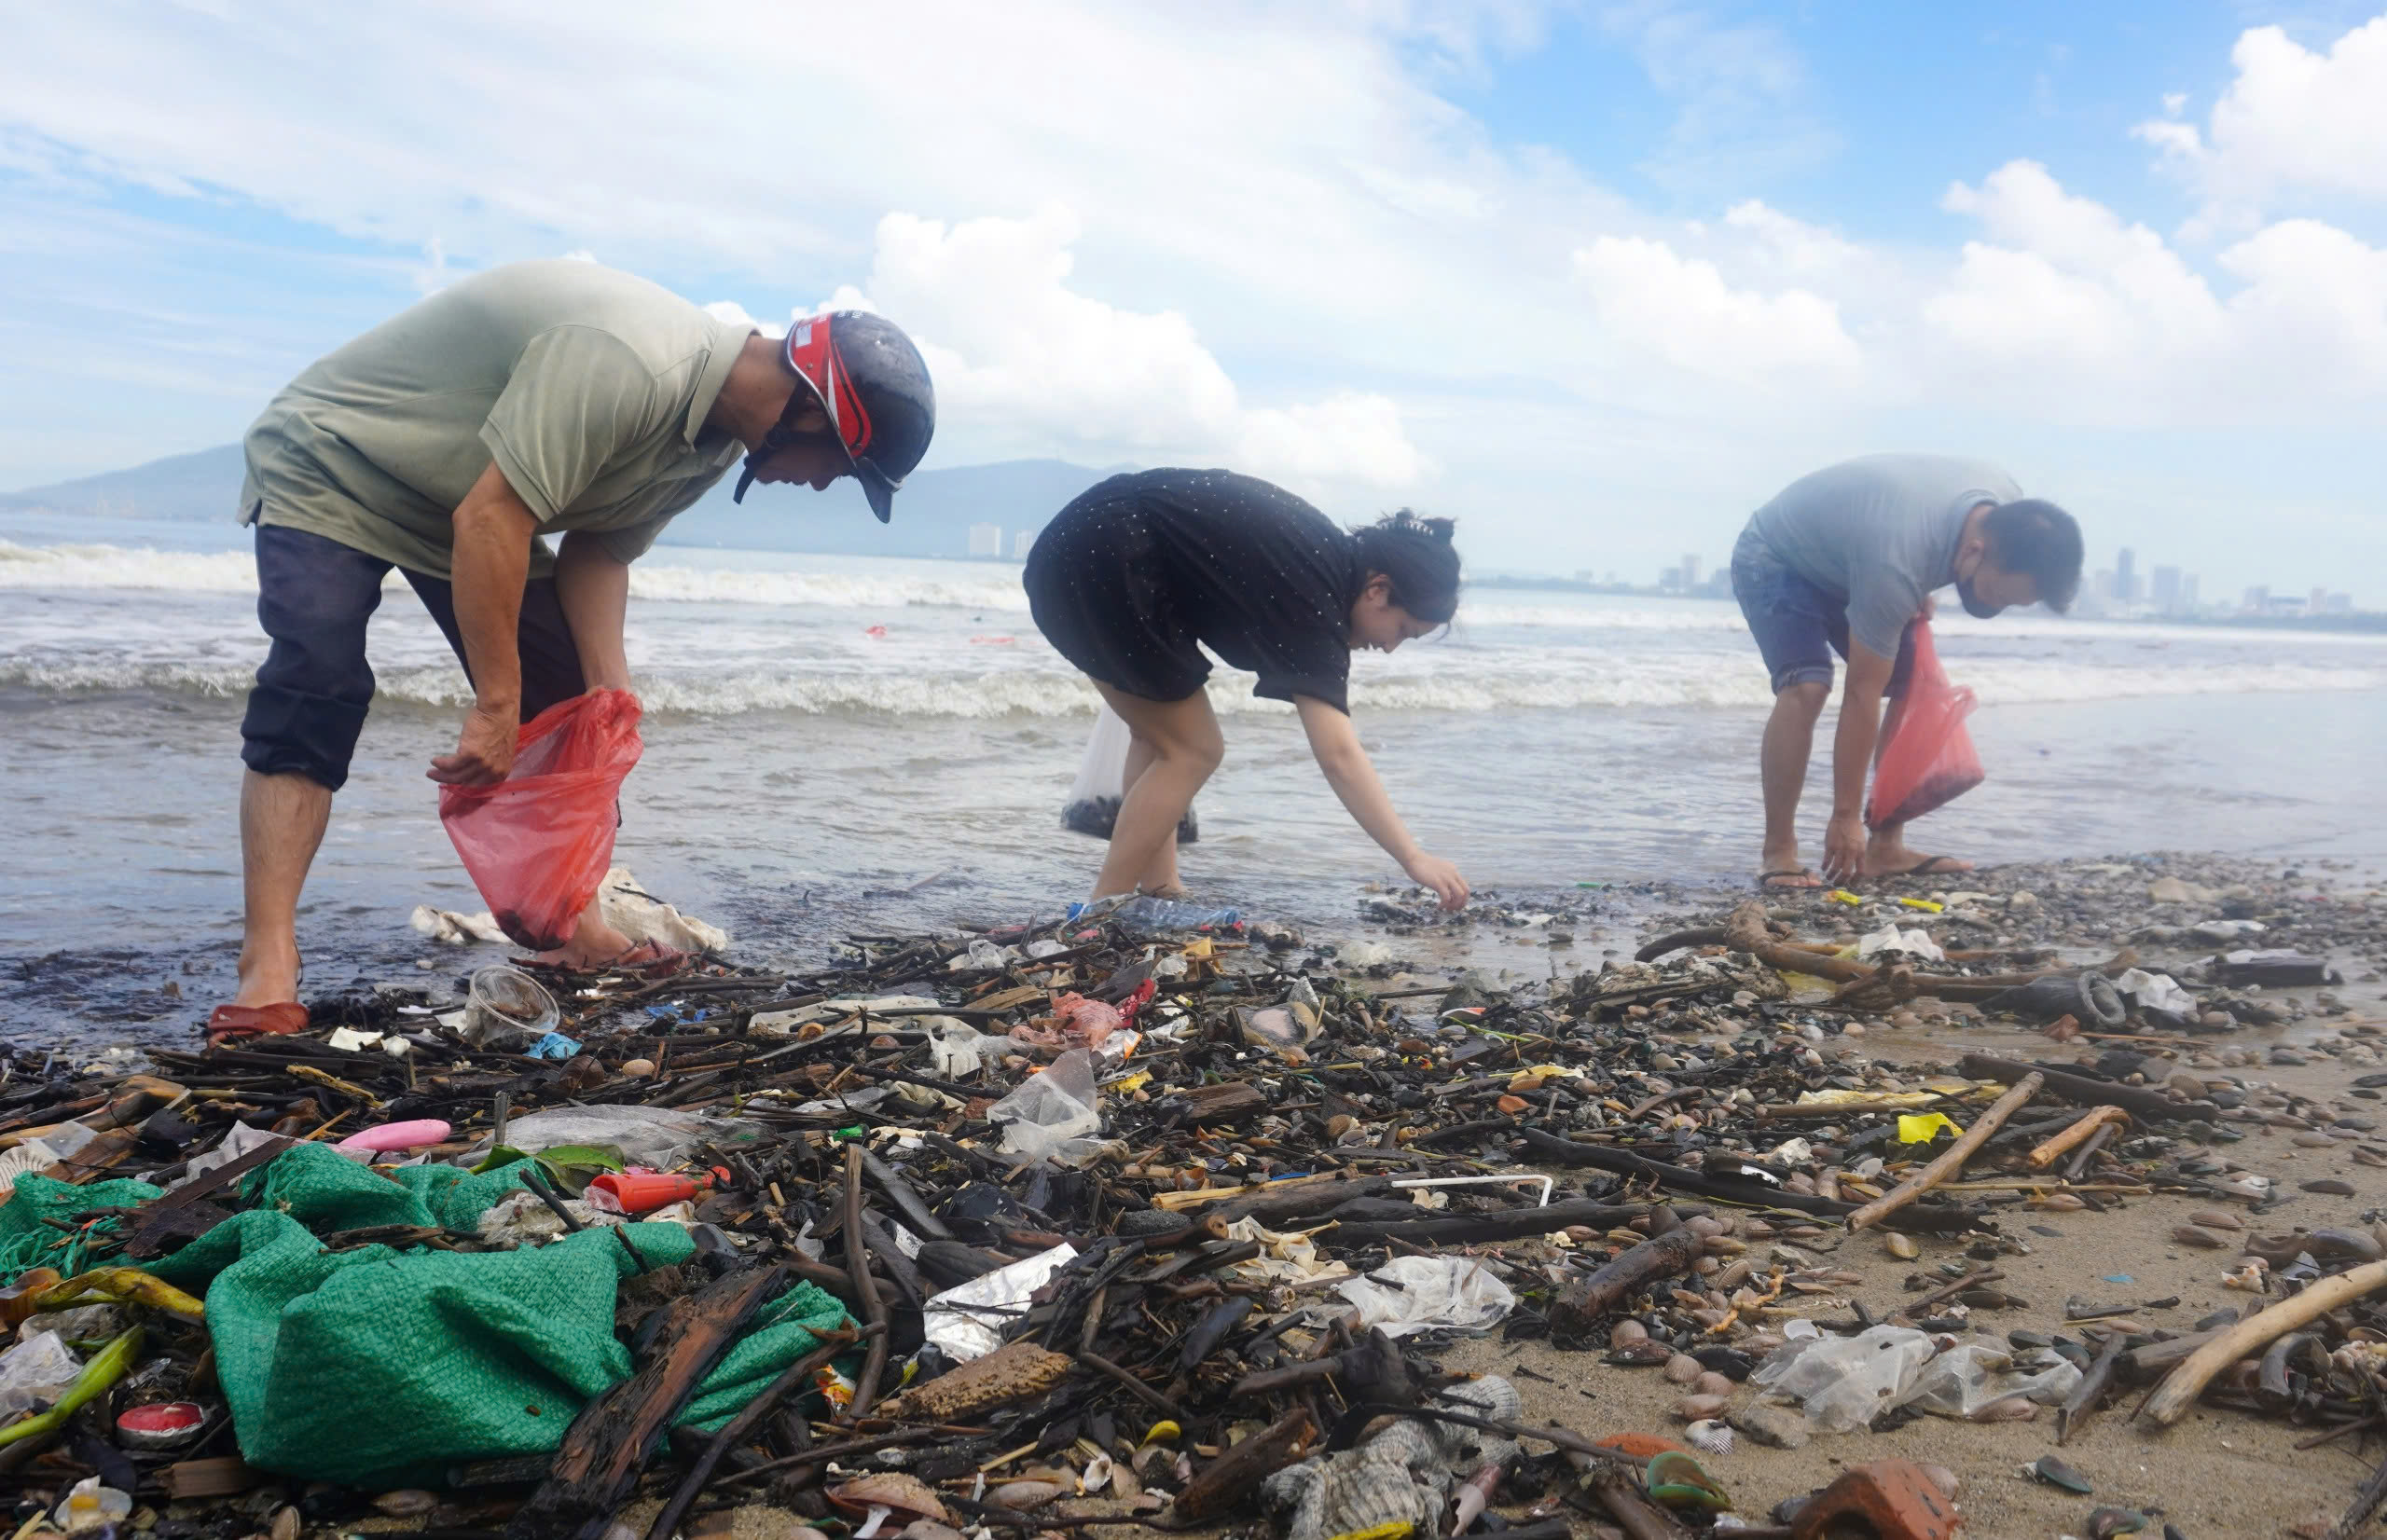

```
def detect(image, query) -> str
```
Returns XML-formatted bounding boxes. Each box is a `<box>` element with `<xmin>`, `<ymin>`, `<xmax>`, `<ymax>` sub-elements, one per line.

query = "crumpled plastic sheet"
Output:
<box><xmin>0</xmin><ymin>1330</ymin><xmax>82</xmax><ymax>1418</ymax></box>
<box><xmin>1222</xmin><ymin>1217</ymin><xmax>1349</xmax><ymax>1286</ymax></box>
<box><xmin>1895</xmin><ymin>1343</ymin><xmax>2082</xmax><ymax>1419</ymax></box>
<box><xmin>990</xmin><ymin>1049</ymin><xmax>1104</xmax><ymax>1164</ymax></box>
<box><xmin>1855</xmin><ymin>924</ymin><xmax>1947</xmax><ymax>963</ymax></box>
<box><xmin>921</xmin><ymin>1243</ymin><xmax>1079</xmax><ymax>1360</ymax></box>
<box><xmin>1334</xmin><ymin>1256</ymin><xmax>1515</xmax><ymax>1338</ymax></box>
<box><xmin>457</xmin><ymin>1106</ymin><xmax>751</xmax><ymax>1171</ymax></box>
<box><xmin>1263</xmin><ymin>1378</ymin><xmax>1522</xmax><ymax>1540</ymax></box>
<box><xmin>1751</xmin><ymin>1324</ymin><xmax>1936</xmax><ymax>1433</ymax></box>
<box><xmin>2115</xmin><ymin>968</ymin><xmax>2197</xmax><ymax>1018</ymax></box>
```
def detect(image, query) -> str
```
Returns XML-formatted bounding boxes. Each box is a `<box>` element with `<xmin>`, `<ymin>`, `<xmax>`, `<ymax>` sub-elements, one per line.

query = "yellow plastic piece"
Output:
<box><xmin>1897</xmin><ymin>896</ymin><xmax>1945</xmax><ymax>913</ymax></box>
<box><xmin>1325</xmin><ymin>1524</ymin><xmax>1414</xmax><ymax>1540</ymax></box>
<box><xmin>1897</xmin><ymin>1113</ymin><xmax>1960</xmax><ymax>1144</ymax></box>
<box><xmin>1825</xmin><ymin>888</ymin><xmax>1864</xmax><ymax>905</ymax></box>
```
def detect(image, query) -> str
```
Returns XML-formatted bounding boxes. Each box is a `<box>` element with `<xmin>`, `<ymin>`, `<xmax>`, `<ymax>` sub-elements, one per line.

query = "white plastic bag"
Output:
<box><xmin>1895</xmin><ymin>1344</ymin><xmax>2081</xmax><ymax>1419</ymax></box>
<box><xmin>989</xmin><ymin>1050</ymin><xmax>1102</xmax><ymax>1162</ymax></box>
<box><xmin>0</xmin><ymin>1332</ymin><xmax>82</xmax><ymax>1418</ymax></box>
<box><xmin>1060</xmin><ymin>706</ymin><xmax>1198</xmax><ymax>842</ymax></box>
<box><xmin>1750</xmin><ymin>1324</ymin><xmax>1934</xmax><ymax>1433</ymax></box>
<box><xmin>1334</xmin><ymin>1257</ymin><xmax>1515</xmax><ymax>1337</ymax></box>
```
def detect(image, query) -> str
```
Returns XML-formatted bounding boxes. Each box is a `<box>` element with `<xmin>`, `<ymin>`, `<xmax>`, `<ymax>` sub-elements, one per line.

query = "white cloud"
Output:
<box><xmin>2135</xmin><ymin>17</ymin><xmax>2387</xmax><ymax>215</ymax></box>
<box><xmin>1571</xmin><ymin>234</ymin><xmax>1861</xmax><ymax>382</ymax></box>
<box><xmin>841</xmin><ymin>207</ymin><xmax>1427</xmax><ymax>492</ymax></box>
<box><xmin>1920</xmin><ymin>160</ymin><xmax>2387</xmax><ymax>419</ymax></box>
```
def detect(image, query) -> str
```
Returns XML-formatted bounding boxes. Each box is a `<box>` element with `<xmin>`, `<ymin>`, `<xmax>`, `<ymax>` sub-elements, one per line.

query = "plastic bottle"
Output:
<box><xmin>1111</xmin><ymin>895</ymin><xmax>1241</xmax><ymax>932</ymax></box>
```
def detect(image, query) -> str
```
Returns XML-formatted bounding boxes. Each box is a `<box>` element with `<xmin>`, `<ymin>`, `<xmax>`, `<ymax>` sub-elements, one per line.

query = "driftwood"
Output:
<box><xmin>842</xmin><ymin>1144</ymin><xmax>891</xmax><ymax>1418</ymax></box>
<box><xmin>2056</xmin><ymin>1336</ymin><xmax>2122</xmax><ymax>1445</ymax></box>
<box><xmin>2027</xmin><ymin>1106</ymin><xmax>2129</xmax><ymax>1168</ymax></box>
<box><xmin>642</xmin><ymin>1326</ymin><xmax>864</xmax><ymax>1540</ymax></box>
<box><xmin>1725</xmin><ymin>901</ymin><xmax>1873</xmax><ymax>983</ymax></box>
<box><xmin>1171</xmin><ymin>1406</ymin><xmax>1316</xmax><ymax>1521</ymax></box>
<box><xmin>508</xmin><ymin>1263</ymin><xmax>786</xmax><ymax>1540</ymax></box>
<box><xmin>1846</xmin><ymin>1073</ymin><xmax>2041</xmax><ymax>1231</ymax></box>
<box><xmin>1960</xmin><ymin>1052</ymin><xmax>2211</xmax><ymax>1123</ymax></box>
<box><xmin>1513</xmin><ymin>1128</ymin><xmax>1974</xmax><ymax>1234</ymax></box>
<box><xmin>1550</xmin><ymin>1226</ymin><xmax>1704</xmax><ymax>1342</ymax></box>
<box><xmin>2141</xmin><ymin>1259</ymin><xmax>2387</xmax><ymax>1426</ymax></box>
<box><xmin>1328</xmin><ymin>1198</ymin><xmax>1650</xmax><ymax>1249</ymax></box>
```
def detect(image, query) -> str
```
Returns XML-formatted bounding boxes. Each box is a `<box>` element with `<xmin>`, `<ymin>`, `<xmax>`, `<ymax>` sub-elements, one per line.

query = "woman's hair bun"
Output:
<box><xmin>1349</xmin><ymin>508</ymin><xmax>1462</xmax><ymax>625</ymax></box>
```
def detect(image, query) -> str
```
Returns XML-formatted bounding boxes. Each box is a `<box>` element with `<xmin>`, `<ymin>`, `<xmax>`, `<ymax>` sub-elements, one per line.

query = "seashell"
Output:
<box><xmin>1920</xmin><ymin>1464</ymin><xmax>1959</xmax><ymax>1500</ymax></box>
<box><xmin>2309</xmin><ymin>1227</ymin><xmax>2384</xmax><ymax>1262</ymax></box>
<box><xmin>1971</xmin><ymin>1396</ymin><xmax>2038</xmax><ymax>1422</ymax></box>
<box><xmin>832</xmin><ymin>1474</ymin><xmax>951</xmax><ymax>1526</ymax></box>
<box><xmin>270</xmin><ymin>1507</ymin><xmax>300</xmax><ymax>1540</ymax></box>
<box><xmin>2188</xmin><ymin>1208</ymin><xmax>2244</xmax><ymax>1231</ymax></box>
<box><xmin>988</xmin><ymin>1480</ymin><xmax>1064</xmax><ymax>1510</ymax></box>
<box><xmin>1692</xmin><ymin>1371</ymin><xmax>1734</xmax><ymax>1398</ymax></box>
<box><xmin>1609</xmin><ymin>1319</ymin><xmax>1649</xmax><ymax>1349</ymax></box>
<box><xmin>1673</xmin><ymin>1394</ymin><xmax>1730</xmax><ymax>1422</ymax></box>
<box><xmin>1685</xmin><ymin>1420</ymin><xmax>1733</xmax><ymax>1456</ymax></box>
<box><xmin>2172</xmin><ymin>1225</ymin><xmax>2228</xmax><ymax>1248</ymax></box>
<box><xmin>1663</xmin><ymin>1354</ymin><xmax>1703</xmax><ymax>1384</ymax></box>
<box><xmin>1607</xmin><ymin>1340</ymin><xmax>1674</xmax><ymax>1367</ymax></box>
<box><xmin>2030</xmin><ymin>1192</ymin><xmax>2088</xmax><ymax>1211</ymax></box>
<box><xmin>2087</xmin><ymin>1507</ymin><xmax>2149</xmax><ymax>1537</ymax></box>
<box><xmin>2223</xmin><ymin>1260</ymin><xmax>2269</xmax><ymax>1292</ymax></box>
<box><xmin>1883</xmin><ymin>1231</ymin><xmax>1918</xmax><ymax>1260</ymax></box>
<box><xmin>373</xmin><ymin>1492</ymin><xmax>441</xmax><ymax>1518</ymax></box>
<box><xmin>618</xmin><ymin>1058</ymin><xmax>657</xmax><ymax>1079</ymax></box>
<box><xmin>2302</xmin><ymin>1178</ymin><xmax>2357</xmax><ymax>1196</ymax></box>
<box><xmin>2026</xmin><ymin>1454</ymin><xmax>2091</xmax><ymax>1492</ymax></box>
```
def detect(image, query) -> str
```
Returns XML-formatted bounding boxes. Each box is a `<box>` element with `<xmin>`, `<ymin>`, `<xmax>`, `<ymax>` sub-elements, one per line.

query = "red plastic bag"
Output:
<box><xmin>438</xmin><ymin>689</ymin><xmax>644</xmax><ymax>950</ymax></box>
<box><xmin>1865</xmin><ymin>623</ymin><xmax>1983</xmax><ymax>830</ymax></box>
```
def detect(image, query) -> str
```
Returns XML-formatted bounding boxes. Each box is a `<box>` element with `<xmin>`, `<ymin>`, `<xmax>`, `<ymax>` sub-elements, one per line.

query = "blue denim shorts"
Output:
<box><xmin>241</xmin><ymin>523</ymin><xmax>586</xmax><ymax>791</ymax></box>
<box><xmin>1730</xmin><ymin>525</ymin><xmax>1913</xmax><ymax>697</ymax></box>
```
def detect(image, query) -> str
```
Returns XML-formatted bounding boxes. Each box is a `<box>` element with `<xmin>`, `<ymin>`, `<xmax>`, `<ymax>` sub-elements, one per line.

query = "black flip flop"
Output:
<box><xmin>1758</xmin><ymin>868</ymin><xmax>1823</xmax><ymax>889</ymax></box>
<box><xmin>1880</xmin><ymin>855</ymin><xmax>1967</xmax><ymax>878</ymax></box>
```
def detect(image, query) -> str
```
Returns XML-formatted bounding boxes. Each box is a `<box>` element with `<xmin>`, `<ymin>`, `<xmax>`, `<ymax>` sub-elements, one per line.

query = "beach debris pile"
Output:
<box><xmin>1</xmin><ymin>862</ymin><xmax>2384</xmax><ymax>1538</ymax></box>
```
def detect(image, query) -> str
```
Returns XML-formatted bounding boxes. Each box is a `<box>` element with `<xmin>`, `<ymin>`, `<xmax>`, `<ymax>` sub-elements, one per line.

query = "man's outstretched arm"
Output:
<box><xmin>1822</xmin><ymin>641</ymin><xmax>1897</xmax><ymax>881</ymax></box>
<box><xmin>429</xmin><ymin>461</ymin><xmax>539</xmax><ymax>786</ymax></box>
<box><xmin>554</xmin><ymin>532</ymin><xmax>633</xmax><ymax>692</ymax></box>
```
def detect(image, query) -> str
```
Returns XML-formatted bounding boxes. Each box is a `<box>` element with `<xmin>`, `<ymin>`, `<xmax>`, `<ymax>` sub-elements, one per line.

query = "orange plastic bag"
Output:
<box><xmin>1865</xmin><ymin>623</ymin><xmax>1983</xmax><ymax>830</ymax></box>
<box><xmin>438</xmin><ymin>689</ymin><xmax>643</xmax><ymax>950</ymax></box>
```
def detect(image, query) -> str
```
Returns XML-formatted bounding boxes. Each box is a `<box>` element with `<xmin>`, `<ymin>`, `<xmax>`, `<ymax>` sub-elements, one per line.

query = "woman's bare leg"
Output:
<box><xmin>1090</xmin><ymin>683</ymin><xmax>1221</xmax><ymax>902</ymax></box>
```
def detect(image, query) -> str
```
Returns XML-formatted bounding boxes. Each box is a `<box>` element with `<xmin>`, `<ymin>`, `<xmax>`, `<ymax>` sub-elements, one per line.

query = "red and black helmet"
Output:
<box><xmin>733</xmin><ymin>309</ymin><xmax>936</xmax><ymax>520</ymax></box>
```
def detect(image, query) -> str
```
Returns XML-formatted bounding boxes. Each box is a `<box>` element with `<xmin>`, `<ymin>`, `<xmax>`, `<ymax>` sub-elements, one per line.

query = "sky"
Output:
<box><xmin>3</xmin><ymin>1</ymin><xmax>2385</xmax><ymax>591</ymax></box>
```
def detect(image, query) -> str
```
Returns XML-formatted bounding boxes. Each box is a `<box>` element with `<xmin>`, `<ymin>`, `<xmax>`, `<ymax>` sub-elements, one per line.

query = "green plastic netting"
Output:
<box><xmin>0</xmin><ymin>1144</ymin><xmax>849</xmax><ymax>1488</ymax></box>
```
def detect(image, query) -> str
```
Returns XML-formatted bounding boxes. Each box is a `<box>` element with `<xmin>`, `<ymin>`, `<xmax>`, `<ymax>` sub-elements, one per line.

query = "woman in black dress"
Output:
<box><xmin>1025</xmin><ymin>468</ymin><xmax>1469</xmax><ymax>911</ymax></box>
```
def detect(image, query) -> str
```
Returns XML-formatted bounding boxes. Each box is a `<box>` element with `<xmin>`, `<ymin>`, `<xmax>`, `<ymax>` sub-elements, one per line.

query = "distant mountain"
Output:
<box><xmin>2</xmin><ymin>446</ymin><xmax>1121</xmax><ymax>560</ymax></box>
<box><xmin>1</xmin><ymin>444</ymin><xmax>247</xmax><ymax>522</ymax></box>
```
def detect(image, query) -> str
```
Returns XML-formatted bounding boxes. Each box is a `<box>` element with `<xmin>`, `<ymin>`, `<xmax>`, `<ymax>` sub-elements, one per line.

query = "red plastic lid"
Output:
<box><xmin>117</xmin><ymin>1402</ymin><xmax>204</xmax><ymax>1435</ymax></box>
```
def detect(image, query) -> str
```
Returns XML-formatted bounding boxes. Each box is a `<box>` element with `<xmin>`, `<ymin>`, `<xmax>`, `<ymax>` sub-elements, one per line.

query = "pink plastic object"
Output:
<box><xmin>334</xmin><ymin>1119</ymin><xmax>453</xmax><ymax>1155</ymax></box>
<box><xmin>438</xmin><ymin>689</ymin><xmax>644</xmax><ymax>950</ymax></box>
<box><xmin>1866</xmin><ymin>623</ymin><xmax>1984</xmax><ymax>830</ymax></box>
<box><xmin>1050</xmin><ymin>993</ymin><xmax>1124</xmax><ymax>1050</ymax></box>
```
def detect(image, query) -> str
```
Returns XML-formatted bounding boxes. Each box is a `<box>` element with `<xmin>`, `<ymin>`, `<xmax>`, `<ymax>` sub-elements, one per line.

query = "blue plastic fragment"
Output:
<box><xmin>2102</xmin><ymin>1273</ymin><xmax>2134</xmax><ymax>1284</ymax></box>
<box><xmin>528</xmin><ymin>1032</ymin><xmax>582</xmax><ymax>1060</ymax></box>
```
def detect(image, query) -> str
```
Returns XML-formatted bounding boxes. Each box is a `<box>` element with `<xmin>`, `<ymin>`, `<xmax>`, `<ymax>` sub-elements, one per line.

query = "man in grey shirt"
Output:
<box><xmin>1730</xmin><ymin>454</ymin><xmax>2082</xmax><ymax>887</ymax></box>
<box><xmin>212</xmin><ymin>261</ymin><xmax>935</xmax><ymax>1044</ymax></box>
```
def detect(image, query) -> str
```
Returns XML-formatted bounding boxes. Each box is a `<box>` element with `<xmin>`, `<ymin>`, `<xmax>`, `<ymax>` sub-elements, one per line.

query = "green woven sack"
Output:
<box><xmin>5</xmin><ymin>1145</ymin><xmax>848</xmax><ymax>1488</ymax></box>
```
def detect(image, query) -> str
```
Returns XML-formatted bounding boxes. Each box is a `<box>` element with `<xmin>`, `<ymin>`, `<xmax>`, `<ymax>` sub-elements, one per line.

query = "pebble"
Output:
<box><xmin>618</xmin><ymin>1058</ymin><xmax>656</xmax><ymax>1078</ymax></box>
<box><xmin>1727</xmin><ymin>1402</ymin><xmax>1810</xmax><ymax>1451</ymax></box>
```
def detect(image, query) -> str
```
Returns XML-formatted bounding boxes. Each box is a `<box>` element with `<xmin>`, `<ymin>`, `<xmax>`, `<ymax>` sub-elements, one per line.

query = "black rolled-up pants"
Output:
<box><xmin>240</xmin><ymin>523</ymin><xmax>586</xmax><ymax>791</ymax></box>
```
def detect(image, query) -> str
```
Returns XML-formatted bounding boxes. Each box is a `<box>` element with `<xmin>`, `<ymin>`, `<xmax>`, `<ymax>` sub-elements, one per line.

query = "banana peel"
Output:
<box><xmin>34</xmin><ymin>1267</ymin><xmax>205</xmax><ymax>1323</ymax></box>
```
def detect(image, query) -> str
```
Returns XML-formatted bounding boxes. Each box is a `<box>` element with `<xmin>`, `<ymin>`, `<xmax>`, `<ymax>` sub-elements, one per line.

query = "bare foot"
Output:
<box><xmin>233</xmin><ymin>939</ymin><xmax>304</xmax><ymax>1008</ymax></box>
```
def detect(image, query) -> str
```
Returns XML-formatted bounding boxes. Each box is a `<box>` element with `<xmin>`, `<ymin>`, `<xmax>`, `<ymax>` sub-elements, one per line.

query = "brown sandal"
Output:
<box><xmin>206</xmin><ymin>1001</ymin><xmax>310</xmax><ymax>1047</ymax></box>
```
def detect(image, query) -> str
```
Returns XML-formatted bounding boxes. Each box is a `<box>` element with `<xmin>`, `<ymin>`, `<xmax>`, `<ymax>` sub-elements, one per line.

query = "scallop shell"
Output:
<box><xmin>1685</xmin><ymin>1419</ymin><xmax>1734</xmax><ymax>1456</ymax></box>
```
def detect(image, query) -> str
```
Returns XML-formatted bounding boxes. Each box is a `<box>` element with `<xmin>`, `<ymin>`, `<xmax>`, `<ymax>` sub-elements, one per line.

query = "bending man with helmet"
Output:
<box><xmin>213</xmin><ymin>259</ymin><xmax>932</xmax><ymax>1043</ymax></box>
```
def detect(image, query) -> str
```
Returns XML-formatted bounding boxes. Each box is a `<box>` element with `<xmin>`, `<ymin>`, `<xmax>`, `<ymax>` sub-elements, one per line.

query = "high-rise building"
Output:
<box><xmin>1659</xmin><ymin>565</ymin><xmax>1684</xmax><ymax>591</ymax></box>
<box><xmin>2311</xmin><ymin>587</ymin><xmax>2330</xmax><ymax>615</ymax></box>
<box><xmin>2113</xmin><ymin>548</ymin><xmax>2136</xmax><ymax>602</ymax></box>
<box><xmin>1012</xmin><ymin>529</ymin><xmax>1035</xmax><ymax>560</ymax></box>
<box><xmin>2150</xmin><ymin>566</ymin><xmax>2181</xmax><ymax>612</ymax></box>
<box><xmin>2325</xmin><ymin>592</ymin><xmax>2354</xmax><ymax>614</ymax></box>
<box><xmin>2181</xmin><ymin>575</ymin><xmax>2200</xmax><ymax>610</ymax></box>
<box><xmin>2242</xmin><ymin>584</ymin><xmax>2270</xmax><ymax>613</ymax></box>
<box><xmin>1681</xmin><ymin>555</ymin><xmax>1701</xmax><ymax>589</ymax></box>
<box><xmin>968</xmin><ymin>523</ymin><xmax>1002</xmax><ymax>558</ymax></box>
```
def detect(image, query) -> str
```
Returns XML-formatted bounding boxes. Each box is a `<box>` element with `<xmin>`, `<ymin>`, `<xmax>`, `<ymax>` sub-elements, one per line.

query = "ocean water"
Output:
<box><xmin>6</xmin><ymin>512</ymin><xmax>2386</xmax><ymax>1038</ymax></box>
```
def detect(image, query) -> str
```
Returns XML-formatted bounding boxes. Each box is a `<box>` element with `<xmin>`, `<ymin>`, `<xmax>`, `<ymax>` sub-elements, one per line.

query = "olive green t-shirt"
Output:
<box><xmin>239</xmin><ymin>259</ymin><xmax>754</xmax><ymax>579</ymax></box>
